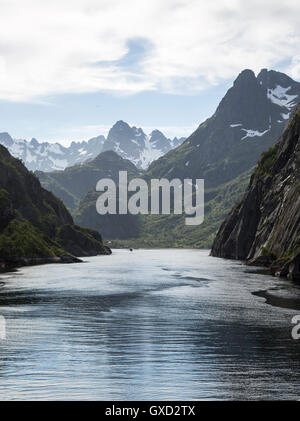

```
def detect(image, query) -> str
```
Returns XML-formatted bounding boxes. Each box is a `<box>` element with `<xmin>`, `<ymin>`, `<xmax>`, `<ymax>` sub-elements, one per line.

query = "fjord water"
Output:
<box><xmin>0</xmin><ymin>249</ymin><xmax>300</xmax><ymax>401</ymax></box>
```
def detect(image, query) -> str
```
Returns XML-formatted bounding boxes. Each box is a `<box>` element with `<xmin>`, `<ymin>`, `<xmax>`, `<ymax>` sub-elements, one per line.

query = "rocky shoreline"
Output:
<box><xmin>0</xmin><ymin>255</ymin><xmax>83</xmax><ymax>273</ymax></box>
<box><xmin>245</xmin><ymin>253</ymin><xmax>300</xmax><ymax>282</ymax></box>
<box><xmin>0</xmin><ymin>246</ymin><xmax>112</xmax><ymax>273</ymax></box>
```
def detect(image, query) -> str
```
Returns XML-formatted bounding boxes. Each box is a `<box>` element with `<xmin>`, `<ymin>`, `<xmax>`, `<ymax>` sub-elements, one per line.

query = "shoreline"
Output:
<box><xmin>0</xmin><ymin>255</ymin><xmax>82</xmax><ymax>274</ymax></box>
<box><xmin>252</xmin><ymin>289</ymin><xmax>300</xmax><ymax>311</ymax></box>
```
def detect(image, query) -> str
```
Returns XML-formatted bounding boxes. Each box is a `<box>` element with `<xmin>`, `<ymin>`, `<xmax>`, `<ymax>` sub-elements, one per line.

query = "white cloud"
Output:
<box><xmin>287</xmin><ymin>55</ymin><xmax>300</xmax><ymax>79</ymax></box>
<box><xmin>0</xmin><ymin>0</ymin><xmax>300</xmax><ymax>101</ymax></box>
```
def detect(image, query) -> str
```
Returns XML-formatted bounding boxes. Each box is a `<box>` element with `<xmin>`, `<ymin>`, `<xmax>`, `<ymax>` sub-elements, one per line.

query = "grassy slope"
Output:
<box><xmin>109</xmin><ymin>168</ymin><xmax>252</xmax><ymax>248</ymax></box>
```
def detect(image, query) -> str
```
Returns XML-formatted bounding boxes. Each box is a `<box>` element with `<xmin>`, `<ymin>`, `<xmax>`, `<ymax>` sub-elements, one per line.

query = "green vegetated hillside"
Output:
<box><xmin>75</xmin><ymin>192</ymin><xmax>140</xmax><ymax>240</ymax></box>
<box><xmin>211</xmin><ymin>104</ymin><xmax>300</xmax><ymax>280</ymax></box>
<box><xmin>110</xmin><ymin>169</ymin><xmax>252</xmax><ymax>248</ymax></box>
<box><xmin>38</xmin><ymin>148</ymin><xmax>251</xmax><ymax>248</ymax></box>
<box><xmin>0</xmin><ymin>145</ymin><xmax>110</xmax><ymax>265</ymax></box>
<box><xmin>38</xmin><ymin>151</ymin><xmax>142</xmax><ymax>241</ymax></box>
<box><xmin>37</xmin><ymin>151</ymin><xmax>141</xmax><ymax>211</ymax></box>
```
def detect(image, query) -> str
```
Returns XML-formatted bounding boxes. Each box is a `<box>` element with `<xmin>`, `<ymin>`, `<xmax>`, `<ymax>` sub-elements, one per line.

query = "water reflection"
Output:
<box><xmin>0</xmin><ymin>249</ymin><xmax>299</xmax><ymax>400</ymax></box>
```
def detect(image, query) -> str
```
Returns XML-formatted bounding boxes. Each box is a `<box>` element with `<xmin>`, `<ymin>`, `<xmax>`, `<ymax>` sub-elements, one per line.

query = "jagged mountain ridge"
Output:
<box><xmin>0</xmin><ymin>132</ymin><xmax>106</xmax><ymax>173</ymax></box>
<box><xmin>102</xmin><ymin>121</ymin><xmax>184</xmax><ymax>169</ymax></box>
<box><xmin>211</xmin><ymin>103</ymin><xmax>300</xmax><ymax>280</ymax></box>
<box><xmin>0</xmin><ymin>122</ymin><xmax>185</xmax><ymax>172</ymax></box>
<box><xmin>147</xmin><ymin>69</ymin><xmax>300</xmax><ymax>189</ymax></box>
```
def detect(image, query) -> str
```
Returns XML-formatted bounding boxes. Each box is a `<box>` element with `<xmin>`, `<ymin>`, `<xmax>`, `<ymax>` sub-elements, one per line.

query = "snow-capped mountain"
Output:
<box><xmin>147</xmin><ymin>69</ymin><xmax>300</xmax><ymax>189</ymax></box>
<box><xmin>0</xmin><ymin>132</ymin><xmax>105</xmax><ymax>172</ymax></box>
<box><xmin>225</xmin><ymin>68</ymin><xmax>300</xmax><ymax>143</ymax></box>
<box><xmin>0</xmin><ymin>125</ymin><xmax>184</xmax><ymax>172</ymax></box>
<box><xmin>102</xmin><ymin>121</ymin><xmax>184</xmax><ymax>169</ymax></box>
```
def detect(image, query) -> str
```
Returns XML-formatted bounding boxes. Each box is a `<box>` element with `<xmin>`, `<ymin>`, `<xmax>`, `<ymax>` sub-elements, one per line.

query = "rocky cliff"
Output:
<box><xmin>147</xmin><ymin>69</ymin><xmax>300</xmax><ymax>188</ymax></box>
<box><xmin>211</xmin><ymin>104</ymin><xmax>300</xmax><ymax>280</ymax></box>
<box><xmin>0</xmin><ymin>145</ymin><xmax>111</xmax><ymax>269</ymax></box>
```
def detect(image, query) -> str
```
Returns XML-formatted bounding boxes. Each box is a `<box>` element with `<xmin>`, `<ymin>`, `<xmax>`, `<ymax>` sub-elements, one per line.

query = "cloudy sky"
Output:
<box><xmin>1</xmin><ymin>0</ymin><xmax>300</xmax><ymax>144</ymax></box>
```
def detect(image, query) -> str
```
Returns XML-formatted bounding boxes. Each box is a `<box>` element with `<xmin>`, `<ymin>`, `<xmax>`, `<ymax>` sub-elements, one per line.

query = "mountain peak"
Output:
<box><xmin>150</xmin><ymin>129</ymin><xmax>165</xmax><ymax>136</ymax></box>
<box><xmin>257</xmin><ymin>68</ymin><xmax>297</xmax><ymax>89</ymax></box>
<box><xmin>233</xmin><ymin>69</ymin><xmax>256</xmax><ymax>87</ymax></box>
<box><xmin>113</xmin><ymin>120</ymin><xmax>131</xmax><ymax>129</ymax></box>
<box><xmin>107</xmin><ymin>120</ymin><xmax>134</xmax><ymax>141</ymax></box>
<box><xmin>94</xmin><ymin>150</ymin><xmax>121</xmax><ymax>161</ymax></box>
<box><xmin>257</xmin><ymin>68</ymin><xmax>268</xmax><ymax>76</ymax></box>
<box><xmin>0</xmin><ymin>132</ymin><xmax>13</xmax><ymax>147</ymax></box>
<box><xmin>30</xmin><ymin>138</ymin><xmax>39</xmax><ymax>147</ymax></box>
<box><xmin>214</xmin><ymin>68</ymin><xmax>265</xmax><ymax>129</ymax></box>
<box><xmin>150</xmin><ymin>130</ymin><xmax>167</xmax><ymax>141</ymax></box>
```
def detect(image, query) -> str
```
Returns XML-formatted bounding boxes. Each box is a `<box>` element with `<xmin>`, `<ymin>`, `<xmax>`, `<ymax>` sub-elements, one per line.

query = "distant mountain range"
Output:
<box><xmin>0</xmin><ymin>122</ymin><xmax>185</xmax><ymax>172</ymax></box>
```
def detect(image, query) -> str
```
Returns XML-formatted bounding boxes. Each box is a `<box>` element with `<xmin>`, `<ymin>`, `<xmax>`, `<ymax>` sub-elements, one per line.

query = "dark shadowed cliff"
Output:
<box><xmin>0</xmin><ymin>145</ymin><xmax>111</xmax><ymax>269</ymax></box>
<box><xmin>211</xmin><ymin>103</ymin><xmax>300</xmax><ymax>280</ymax></box>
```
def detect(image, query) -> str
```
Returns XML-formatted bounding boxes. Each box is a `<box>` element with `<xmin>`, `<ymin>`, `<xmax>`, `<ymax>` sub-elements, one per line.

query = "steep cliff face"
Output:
<box><xmin>133</xmin><ymin>69</ymin><xmax>300</xmax><ymax>248</ymax></box>
<box><xmin>211</xmin><ymin>104</ymin><xmax>300</xmax><ymax>280</ymax></box>
<box><xmin>0</xmin><ymin>145</ymin><xmax>111</xmax><ymax>265</ymax></box>
<box><xmin>147</xmin><ymin>69</ymin><xmax>300</xmax><ymax>188</ymax></box>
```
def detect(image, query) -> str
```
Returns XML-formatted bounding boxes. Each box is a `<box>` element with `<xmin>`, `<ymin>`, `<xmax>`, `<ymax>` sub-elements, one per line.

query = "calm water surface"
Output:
<box><xmin>0</xmin><ymin>249</ymin><xmax>300</xmax><ymax>400</ymax></box>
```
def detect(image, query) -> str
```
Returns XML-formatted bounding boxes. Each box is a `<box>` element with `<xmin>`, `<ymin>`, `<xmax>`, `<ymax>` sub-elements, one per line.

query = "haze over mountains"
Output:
<box><xmin>0</xmin><ymin>122</ymin><xmax>185</xmax><ymax>172</ymax></box>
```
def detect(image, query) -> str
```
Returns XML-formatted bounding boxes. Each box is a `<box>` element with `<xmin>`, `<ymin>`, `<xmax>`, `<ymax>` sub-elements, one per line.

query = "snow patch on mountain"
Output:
<box><xmin>229</xmin><ymin>123</ymin><xmax>271</xmax><ymax>141</ymax></box>
<box><xmin>241</xmin><ymin>128</ymin><xmax>270</xmax><ymax>140</ymax></box>
<box><xmin>267</xmin><ymin>85</ymin><xmax>298</xmax><ymax>110</ymax></box>
<box><xmin>138</xmin><ymin>135</ymin><xmax>165</xmax><ymax>169</ymax></box>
